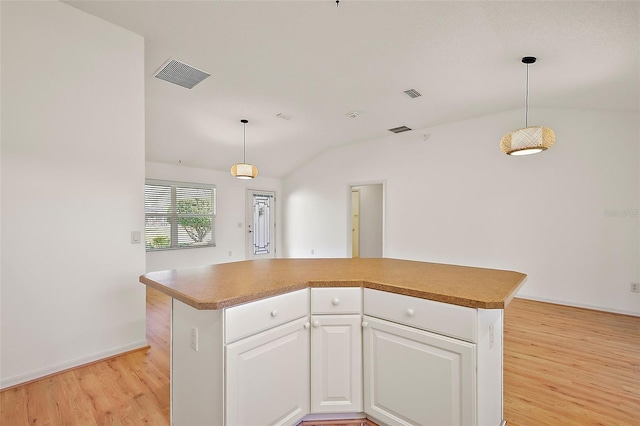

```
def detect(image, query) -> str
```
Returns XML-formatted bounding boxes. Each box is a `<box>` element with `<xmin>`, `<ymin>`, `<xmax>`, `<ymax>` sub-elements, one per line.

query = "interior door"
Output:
<box><xmin>246</xmin><ymin>190</ymin><xmax>276</xmax><ymax>259</ymax></box>
<box><xmin>351</xmin><ymin>190</ymin><xmax>360</xmax><ymax>258</ymax></box>
<box><xmin>350</xmin><ymin>184</ymin><xmax>384</xmax><ymax>258</ymax></box>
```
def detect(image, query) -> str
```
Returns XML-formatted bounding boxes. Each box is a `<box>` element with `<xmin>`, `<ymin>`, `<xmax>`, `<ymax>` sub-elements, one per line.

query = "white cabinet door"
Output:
<box><xmin>363</xmin><ymin>316</ymin><xmax>476</xmax><ymax>426</ymax></box>
<box><xmin>310</xmin><ymin>314</ymin><xmax>362</xmax><ymax>413</ymax></box>
<box><xmin>226</xmin><ymin>316</ymin><xmax>310</xmax><ymax>426</ymax></box>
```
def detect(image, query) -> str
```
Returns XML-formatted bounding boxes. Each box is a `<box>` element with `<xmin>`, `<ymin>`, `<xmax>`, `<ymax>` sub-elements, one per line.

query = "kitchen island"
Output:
<box><xmin>140</xmin><ymin>258</ymin><xmax>526</xmax><ymax>426</ymax></box>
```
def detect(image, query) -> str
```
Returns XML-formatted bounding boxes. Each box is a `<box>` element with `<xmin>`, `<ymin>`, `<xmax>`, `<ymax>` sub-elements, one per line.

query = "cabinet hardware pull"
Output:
<box><xmin>313</xmin><ymin>320</ymin><xmax>320</xmax><ymax>327</ymax></box>
<box><xmin>407</xmin><ymin>308</ymin><xmax>414</xmax><ymax>317</ymax></box>
<box><xmin>270</xmin><ymin>309</ymin><xmax>278</xmax><ymax>317</ymax></box>
<box><xmin>362</xmin><ymin>321</ymin><xmax>369</xmax><ymax>328</ymax></box>
<box><xmin>332</xmin><ymin>297</ymin><xmax>340</xmax><ymax>305</ymax></box>
<box><xmin>304</xmin><ymin>322</ymin><xmax>310</xmax><ymax>329</ymax></box>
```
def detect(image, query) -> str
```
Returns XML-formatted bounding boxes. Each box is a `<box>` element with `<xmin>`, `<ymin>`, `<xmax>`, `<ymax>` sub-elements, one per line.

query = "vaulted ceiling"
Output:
<box><xmin>66</xmin><ymin>1</ymin><xmax>639</xmax><ymax>177</ymax></box>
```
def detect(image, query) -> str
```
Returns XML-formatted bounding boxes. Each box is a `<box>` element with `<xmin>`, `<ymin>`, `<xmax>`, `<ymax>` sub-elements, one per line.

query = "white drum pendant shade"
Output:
<box><xmin>231</xmin><ymin>119</ymin><xmax>259</xmax><ymax>179</ymax></box>
<box><xmin>500</xmin><ymin>126</ymin><xmax>555</xmax><ymax>156</ymax></box>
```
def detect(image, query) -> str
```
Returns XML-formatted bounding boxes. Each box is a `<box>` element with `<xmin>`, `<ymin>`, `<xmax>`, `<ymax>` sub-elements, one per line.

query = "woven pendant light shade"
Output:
<box><xmin>500</xmin><ymin>126</ymin><xmax>555</xmax><ymax>156</ymax></box>
<box><xmin>230</xmin><ymin>162</ymin><xmax>258</xmax><ymax>179</ymax></box>
<box><xmin>501</xmin><ymin>57</ymin><xmax>555</xmax><ymax>156</ymax></box>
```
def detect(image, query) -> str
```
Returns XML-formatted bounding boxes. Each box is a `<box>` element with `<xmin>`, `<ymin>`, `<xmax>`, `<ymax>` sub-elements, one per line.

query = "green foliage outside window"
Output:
<box><xmin>177</xmin><ymin>198</ymin><xmax>212</xmax><ymax>244</ymax></box>
<box><xmin>151</xmin><ymin>236</ymin><xmax>171</xmax><ymax>248</ymax></box>
<box><xmin>145</xmin><ymin>180</ymin><xmax>216</xmax><ymax>251</ymax></box>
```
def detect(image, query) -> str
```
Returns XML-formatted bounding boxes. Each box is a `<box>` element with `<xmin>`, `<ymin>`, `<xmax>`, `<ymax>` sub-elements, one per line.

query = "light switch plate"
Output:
<box><xmin>131</xmin><ymin>231</ymin><xmax>141</xmax><ymax>244</ymax></box>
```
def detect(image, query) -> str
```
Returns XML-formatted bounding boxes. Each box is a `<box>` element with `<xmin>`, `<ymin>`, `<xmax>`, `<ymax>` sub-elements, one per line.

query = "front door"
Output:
<box><xmin>246</xmin><ymin>190</ymin><xmax>276</xmax><ymax>259</ymax></box>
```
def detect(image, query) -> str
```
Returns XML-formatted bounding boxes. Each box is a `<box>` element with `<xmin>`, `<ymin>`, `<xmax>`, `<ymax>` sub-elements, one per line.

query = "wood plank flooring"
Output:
<box><xmin>503</xmin><ymin>298</ymin><xmax>640</xmax><ymax>426</ymax></box>
<box><xmin>0</xmin><ymin>287</ymin><xmax>171</xmax><ymax>425</ymax></box>
<box><xmin>1</xmin><ymin>289</ymin><xmax>638</xmax><ymax>425</ymax></box>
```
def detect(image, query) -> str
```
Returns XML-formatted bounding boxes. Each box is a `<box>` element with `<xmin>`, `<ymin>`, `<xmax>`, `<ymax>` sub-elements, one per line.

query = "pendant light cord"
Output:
<box><xmin>243</xmin><ymin>121</ymin><xmax>247</xmax><ymax>163</ymax></box>
<box><xmin>525</xmin><ymin>63</ymin><xmax>529</xmax><ymax>128</ymax></box>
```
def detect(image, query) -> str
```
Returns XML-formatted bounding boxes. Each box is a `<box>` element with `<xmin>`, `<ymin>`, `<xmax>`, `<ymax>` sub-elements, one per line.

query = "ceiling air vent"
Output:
<box><xmin>388</xmin><ymin>126</ymin><xmax>412</xmax><ymax>134</ymax></box>
<box><xmin>154</xmin><ymin>59</ymin><xmax>210</xmax><ymax>89</ymax></box>
<box><xmin>403</xmin><ymin>89</ymin><xmax>422</xmax><ymax>98</ymax></box>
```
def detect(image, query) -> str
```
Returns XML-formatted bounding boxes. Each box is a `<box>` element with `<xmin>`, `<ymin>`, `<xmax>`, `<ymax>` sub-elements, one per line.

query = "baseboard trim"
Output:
<box><xmin>0</xmin><ymin>339</ymin><xmax>149</xmax><ymax>391</ymax></box>
<box><xmin>301</xmin><ymin>413</ymin><xmax>366</xmax><ymax>422</ymax></box>
<box><xmin>516</xmin><ymin>295</ymin><xmax>639</xmax><ymax>317</ymax></box>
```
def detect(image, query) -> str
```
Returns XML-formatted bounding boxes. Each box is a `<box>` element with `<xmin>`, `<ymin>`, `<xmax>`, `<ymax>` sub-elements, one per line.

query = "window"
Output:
<box><xmin>145</xmin><ymin>180</ymin><xmax>216</xmax><ymax>251</ymax></box>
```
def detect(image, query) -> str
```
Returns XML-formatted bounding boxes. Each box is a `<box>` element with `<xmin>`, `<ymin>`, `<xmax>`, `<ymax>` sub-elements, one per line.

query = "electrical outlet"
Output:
<box><xmin>190</xmin><ymin>327</ymin><xmax>199</xmax><ymax>351</ymax></box>
<box><xmin>631</xmin><ymin>283</ymin><xmax>640</xmax><ymax>293</ymax></box>
<box><xmin>311</xmin><ymin>249</ymin><xmax>315</xmax><ymax>255</ymax></box>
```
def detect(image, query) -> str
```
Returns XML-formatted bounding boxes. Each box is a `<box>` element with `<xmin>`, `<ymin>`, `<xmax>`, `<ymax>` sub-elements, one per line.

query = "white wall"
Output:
<box><xmin>353</xmin><ymin>184</ymin><xmax>383</xmax><ymax>258</ymax></box>
<box><xmin>1</xmin><ymin>1</ymin><xmax>146</xmax><ymax>388</ymax></box>
<box><xmin>283</xmin><ymin>108</ymin><xmax>639</xmax><ymax>315</ymax></box>
<box><xmin>0</xmin><ymin>0</ymin><xmax>4</xmax><ymax>383</ymax></box>
<box><xmin>146</xmin><ymin>161</ymin><xmax>282</xmax><ymax>272</ymax></box>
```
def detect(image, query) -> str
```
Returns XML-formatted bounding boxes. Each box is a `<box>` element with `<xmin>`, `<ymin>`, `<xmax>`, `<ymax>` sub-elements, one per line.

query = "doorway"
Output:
<box><xmin>352</xmin><ymin>189</ymin><xmax>360</xmax><ymax>257</ymax></box>
<box><xmin>246</xmin><ymin>189</ymin><xmax>276</xmax><ymax>259</ymax></box>
<box><xmin>349</xmin><ymin>183</ymin><xmax>384</xmax><ymax>258</ymax></box>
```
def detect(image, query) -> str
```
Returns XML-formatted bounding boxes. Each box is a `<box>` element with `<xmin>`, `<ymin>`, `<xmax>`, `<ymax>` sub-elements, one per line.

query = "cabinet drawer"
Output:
<box><xmin>225</xmin><ymin>289</ymin><xmax>309</xmax><ymax>343</ymax></box>
<box><xmin>311</xmin><ymin>287</ymin><xmax>362</xmax><ymax>314</ymax></box>
<box><xmin>364</xmin><ymin>288</ymin><xmax>477</xmax><ymax>342</ymax></box>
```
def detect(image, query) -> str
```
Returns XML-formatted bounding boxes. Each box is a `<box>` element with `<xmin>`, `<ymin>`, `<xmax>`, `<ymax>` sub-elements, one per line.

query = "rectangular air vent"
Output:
<box><xmin>154</xmin><ymin>59</ymin><xmax>210</xmax><ymax>89</ymax></box>
<box><xmin>388</xmin><ymin>126</ymin><xmax>412</xmax><ymax>134</ymax></box>
<box><xmin>403</xmin><ymin>89</ymin><xmax>422</xmax><ymax>98</ymax></box>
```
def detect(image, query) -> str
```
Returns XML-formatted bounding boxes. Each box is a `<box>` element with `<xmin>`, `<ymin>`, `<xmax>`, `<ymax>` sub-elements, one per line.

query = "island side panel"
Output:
<box><xmin>476</xmin><ymin>308</ymin><xmax>504</xmax><ymax>426</ymax></box>
<box><xmin>172</xmin><ymin>299</ymin><xmax>224</xmax><ymax>425</ymax></box>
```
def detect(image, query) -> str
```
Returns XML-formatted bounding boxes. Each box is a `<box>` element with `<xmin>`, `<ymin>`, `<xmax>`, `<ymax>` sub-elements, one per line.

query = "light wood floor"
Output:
<box><xmin>1</xmin><ymin>289</ymin><xmax>638</xmax><ymax>425</ymax></box>
<box><xmin>503</xmin><ymin>298</ymin><xmax>640</xmax><ymax>426</ymax></box>
<box><xmin>0</xmin><ymin>287</ymin><xmax>171</xmax><ymax>425</ymax></box>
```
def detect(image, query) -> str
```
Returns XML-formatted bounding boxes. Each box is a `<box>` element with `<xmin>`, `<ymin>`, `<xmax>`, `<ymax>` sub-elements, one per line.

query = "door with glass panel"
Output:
<box><xmin>246</xmin><ymin>190</ymin><xmax>276</xmax><ymax>259</ymax></box>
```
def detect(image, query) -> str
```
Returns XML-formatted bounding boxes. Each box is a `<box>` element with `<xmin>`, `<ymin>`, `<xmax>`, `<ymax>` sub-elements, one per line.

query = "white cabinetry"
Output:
<box><xmin>310</xmin><ymin>288</ymin><xmax>362</xmax><ymax>414</ymax></box>
<box><xmin>226</xmin><ymin>316</ymin><xmax>310</xmax><ymax>426</ymax></box>
<box><xmin>170</xmin><ymin>287</ymin><xmax>504</xmax><ymax>426</ymax></box>
<box><xmin>363</xmin><ymin>316</ymin><xmax>475</xmax><ymax>426</ymax></box>
<box><xmin>363</xmin><ymin>288</ymin><xmax>504</xmax><ymax>426</ymax></box>
<box><xmin>224</xmin><ymin>289</ymin><xmax>310</xmax><ymax>426</ymax></box>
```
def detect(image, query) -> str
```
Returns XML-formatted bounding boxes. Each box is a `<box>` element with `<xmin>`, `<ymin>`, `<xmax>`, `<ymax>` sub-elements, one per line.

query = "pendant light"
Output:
<box><xmin>230</xmin><ymin>119</ymin><xmax>258</xmax><ymax>179</ymax></box>
<box><xmin>500</xmin><ymin>57</ymin><xmax>555</xmax><ymax>156</ymax></box>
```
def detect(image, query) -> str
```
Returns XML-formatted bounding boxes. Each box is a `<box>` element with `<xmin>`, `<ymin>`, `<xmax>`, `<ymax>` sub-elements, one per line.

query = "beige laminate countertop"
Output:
<box><xmin>139</xmin><ymin>258</ymin><xmax>526</xmax><ymax>310</ymax></box>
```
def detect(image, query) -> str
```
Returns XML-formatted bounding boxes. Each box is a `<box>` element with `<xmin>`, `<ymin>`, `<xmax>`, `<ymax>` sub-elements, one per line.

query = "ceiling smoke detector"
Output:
<box><xmin>346</xmin><ymin>111</ymin><xmax>360</xmax><ymax>118</ymax></box>
<box><xmin>154</xmin><ymin>59</ymin><xmax>210</xmax><ymax>89</ymax></box>
<box><xmin>403</xmin><ymin>89</ymin><xmax>422</xmax><ymax>98</ymax></box>
<box><xmin>388</xmin><ymin>126</ymin><xmax>412</xmax><ymax>134</ymax></box>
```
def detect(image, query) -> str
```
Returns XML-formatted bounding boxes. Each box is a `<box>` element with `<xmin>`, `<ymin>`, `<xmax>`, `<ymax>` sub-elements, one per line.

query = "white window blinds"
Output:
<box><xmin>145</xmin><ymin>180</ymin><xmax>216</xmax><ymax>251</ymax></box>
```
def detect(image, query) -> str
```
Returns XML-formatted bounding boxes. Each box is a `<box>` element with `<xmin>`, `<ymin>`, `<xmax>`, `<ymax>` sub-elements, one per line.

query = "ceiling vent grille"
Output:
<box><xmin>403</xmin><ymin>89</ymin><xmax>422</xmax><ymax>98</ymax></box>
<box><xmin>154</xmin><ymin>59</ymin><xmax>210</xmax><ymax>89</ymax></box>
<box><xmin>388</xmin><ymin>126</ymin><xmax>412</xmax><ymax>134</ymax></box>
